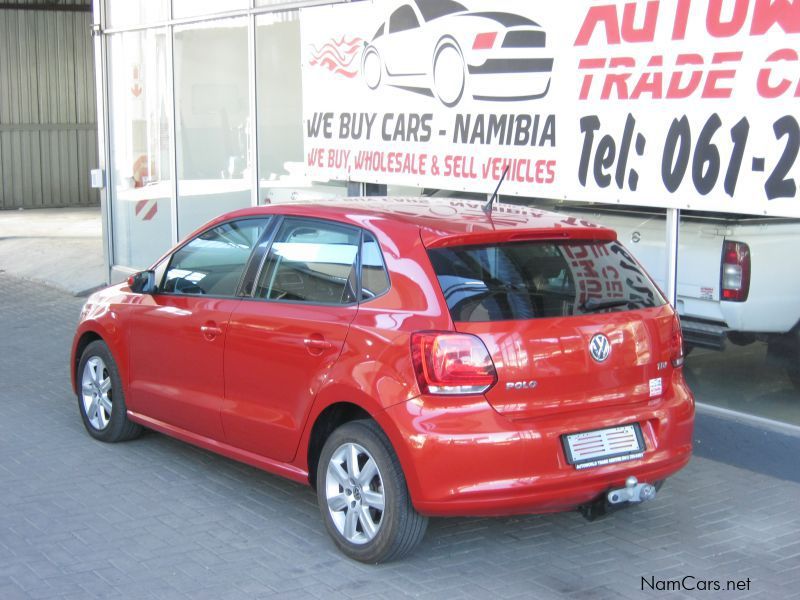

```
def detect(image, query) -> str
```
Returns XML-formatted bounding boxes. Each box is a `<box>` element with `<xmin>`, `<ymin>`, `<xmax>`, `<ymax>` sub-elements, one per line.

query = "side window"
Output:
<box><xmin>162</xmin><ymin>218</ymin><xmax>269</xmax><ymax>296</ymax></box>
<box><xmin>360</xmin><ymin>232</ymin><xmax>390</xmax><ymax>300</ymax></box>
<box><xmin>255</xmin><ymin>218</ymin><xmax>360</xmax><ymax>305</ymax></box>
<box><xmin>389</xmin><ymin>5</ymin><xmax>419</xmax><ymax>33</ymax></box>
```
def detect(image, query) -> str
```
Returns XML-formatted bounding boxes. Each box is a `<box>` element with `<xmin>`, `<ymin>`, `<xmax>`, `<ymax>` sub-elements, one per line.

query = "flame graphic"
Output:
<box><xmin>309</xmin><ymin>36</ymin><xmax>364</xmax><ymax>79</ymax></box>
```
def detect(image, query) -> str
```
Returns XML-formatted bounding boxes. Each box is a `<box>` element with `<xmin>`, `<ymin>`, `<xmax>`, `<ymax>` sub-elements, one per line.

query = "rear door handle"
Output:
<box><xmin>304</xmin><ymin>337</ymin><xmax>333</xmax><ymax>354</ymax></box>
<box><xmin>201</xmin><ymin>323</ymin><xmax>223</xmax><ymax>340</ymax></box>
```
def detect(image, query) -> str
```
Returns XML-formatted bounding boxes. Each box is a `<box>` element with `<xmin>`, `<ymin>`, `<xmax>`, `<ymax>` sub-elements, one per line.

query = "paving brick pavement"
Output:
<box><xmin>1</xmin><ymin>273</ymin><xmax>798</xmax><ymax>600</ymax></box>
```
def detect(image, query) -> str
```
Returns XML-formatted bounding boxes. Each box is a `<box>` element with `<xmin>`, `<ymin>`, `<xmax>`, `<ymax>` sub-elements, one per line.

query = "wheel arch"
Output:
<box><xmin>71</xmin><ymin>321</ymin><xmax>127</xmax><ymax>395</ymax></box>
<box><xmin>361</xmin><ymin>43</ymin><xmax>382</xmax><ymax>90</ymax></box>
<box><xmin>71</xmin><ymin>329</ymin><xmax>105</xmax><ymax>394</ymax></box>
<box><xmin>306</xmin><ymin>401</ymin><xmax>372</xmax><ymax>489</ymax></box>
<box><xmin>434</xmin><ymin>33</ymin><xmax>463</xmax><ymax>58</ymax></box>
<box><xmin>302</xmin><ymin>393</ymin><xmax>423</xmax><ymax>505</ymax></box>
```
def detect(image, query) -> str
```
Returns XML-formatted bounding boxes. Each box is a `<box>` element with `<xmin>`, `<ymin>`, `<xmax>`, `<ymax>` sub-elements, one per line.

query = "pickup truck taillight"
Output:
<box><xmin>721</xmin><ymin>241</ymin><xmax>750</xmax><ymax>302</ymax></box>
<box><xmin>411</xmin><ymin>332</ymin><xmax>497</xmax><ymax>395</ymax></box>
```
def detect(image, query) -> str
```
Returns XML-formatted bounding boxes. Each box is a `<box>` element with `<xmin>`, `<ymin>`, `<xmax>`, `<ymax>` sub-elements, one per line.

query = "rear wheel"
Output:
<box><xmin>316</xmin><ymin>420</ymin><xmax>428</xmax><ymax>563</ymax></box>
<box><xmin>77</xmin><ymin>340</ymin><xmax>141</xmax><ymax>442</ymax></box>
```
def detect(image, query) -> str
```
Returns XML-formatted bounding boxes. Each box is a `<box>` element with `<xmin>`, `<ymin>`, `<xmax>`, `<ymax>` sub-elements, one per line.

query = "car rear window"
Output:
<box><xmin>428</xmin><ymin>240</ymin><xmax>666</xmax><ymax>322</ymax></box>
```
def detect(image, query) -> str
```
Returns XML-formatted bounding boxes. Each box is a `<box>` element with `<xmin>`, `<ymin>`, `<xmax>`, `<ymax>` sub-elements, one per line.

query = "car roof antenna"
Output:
<box><xmin>482</xmin><ymin>165</ymin><xmax>510</xmax><ymax>215</ymax></box>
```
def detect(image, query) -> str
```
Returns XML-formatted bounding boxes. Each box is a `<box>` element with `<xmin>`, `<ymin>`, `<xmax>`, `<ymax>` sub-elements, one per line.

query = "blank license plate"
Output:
<box><xmin>562</xmin><ymin>424</ymin><xmax>645</xmax><ymax>470</ymax></box>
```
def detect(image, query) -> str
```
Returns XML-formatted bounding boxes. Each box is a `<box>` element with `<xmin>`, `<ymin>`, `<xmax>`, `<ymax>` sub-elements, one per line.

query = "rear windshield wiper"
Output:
<box><xmin>580</xmin><ymin>298</ymin><xmax>638</xmax><ymax>312</ymax></box>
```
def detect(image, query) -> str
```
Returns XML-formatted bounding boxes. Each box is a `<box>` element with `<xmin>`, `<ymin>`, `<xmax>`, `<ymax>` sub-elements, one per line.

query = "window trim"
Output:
<box><xmin>358</xmin><ymin>230</ymin><xmax>392</xmax><ymax>304</ymax></box>
<box><xmin>242</xmin><ymin>215</ymin><xmax>393</xmax><ymax>308</ymax></box>
<box><xmin>248</xmin><ymin>215</ymin><xmax>363</xmax><ymax>308</ymax></box>
<box><xmin>157</xmin><ymin>216</ymin><xmax>272</xmax><ymax>299</ymax></box>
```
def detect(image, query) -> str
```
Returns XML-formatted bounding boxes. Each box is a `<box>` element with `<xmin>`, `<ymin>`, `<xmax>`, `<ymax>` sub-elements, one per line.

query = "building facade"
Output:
<box><xmin>95</xmin><ymin>0</ymin><xmax>353</xmax><ymax>281</ymax></box>
<box><xmin>92</xmin><ymin>0</ymin><xmax>799</xmax><ymax>429</ymax></box>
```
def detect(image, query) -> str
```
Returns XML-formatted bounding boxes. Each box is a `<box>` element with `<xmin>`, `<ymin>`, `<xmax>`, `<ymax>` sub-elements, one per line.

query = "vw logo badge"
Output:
<box><xmin>589</xmin><ymin>334</ymin><xmax>611</xmax><ymax>362</ymax></box>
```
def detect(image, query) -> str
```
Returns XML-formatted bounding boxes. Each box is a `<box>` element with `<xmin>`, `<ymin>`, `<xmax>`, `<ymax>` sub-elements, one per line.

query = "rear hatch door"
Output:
<box><xmin>427</xmin><ymin>238</ymin><xmax>677</xmax><ymax>420</ymax></box>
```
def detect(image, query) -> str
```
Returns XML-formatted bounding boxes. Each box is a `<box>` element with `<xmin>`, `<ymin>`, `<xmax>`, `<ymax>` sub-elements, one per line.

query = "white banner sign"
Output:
<box><xmin>301</xmin><ymin>0</ymin><xmax>800</xmax><ymax>217</ymax></box>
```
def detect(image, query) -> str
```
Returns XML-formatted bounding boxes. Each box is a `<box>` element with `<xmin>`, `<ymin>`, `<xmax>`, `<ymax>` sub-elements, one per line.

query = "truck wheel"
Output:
<box><xmin>767</xmin><ymin>327</ymin><xmax>800</xmax><ymax>391</ymax></box>
<box><xmin>727</xmin><ymin>332</ymin><xmax>756</xmax><ymax>346</ymax></box>
<box><xmin>317</xmin><ymin>420</ymin><xmax>428</xmax><ymax>563</ymax></box>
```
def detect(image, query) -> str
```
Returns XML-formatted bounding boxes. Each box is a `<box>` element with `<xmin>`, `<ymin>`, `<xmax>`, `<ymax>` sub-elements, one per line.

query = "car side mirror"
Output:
<box><xmin>127</xmin><ymin>270</ymin><xmax>156</xmax><ymax>294</ymax></box>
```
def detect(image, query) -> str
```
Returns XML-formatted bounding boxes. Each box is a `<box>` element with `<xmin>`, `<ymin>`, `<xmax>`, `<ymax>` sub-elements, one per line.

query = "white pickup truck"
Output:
<box><xmin>524</xmin><ymin>201</ymin><xmax>800</xmax><ymax>389</ymax></box>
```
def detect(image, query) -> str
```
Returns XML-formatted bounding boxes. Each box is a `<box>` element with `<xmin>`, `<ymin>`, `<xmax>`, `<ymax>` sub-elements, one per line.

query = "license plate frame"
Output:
<box><xmin>562</xmin><ymin>423</ymin><xmax>645</xmax><ymax>470</ymax></box>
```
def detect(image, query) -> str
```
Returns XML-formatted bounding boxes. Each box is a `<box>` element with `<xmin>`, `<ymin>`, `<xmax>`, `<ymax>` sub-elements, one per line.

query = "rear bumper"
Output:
<box><xmin>384</xmin><ymin>374</ymin><xmax>694</xmax><ymax>517</ymax></box>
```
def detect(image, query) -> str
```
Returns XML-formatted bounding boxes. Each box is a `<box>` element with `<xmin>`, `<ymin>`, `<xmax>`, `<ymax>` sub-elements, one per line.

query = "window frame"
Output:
<box><xmin>358</xmin><ymin>230</ymin><xmax>391</xmax><ymax>304</ymax></box>
<box><xmin>242</xmin><ymin>215</ymin><xmax>392</xmax><ymax>308</ymax></box>
<box><xmin>427</xmin><ymin>239</ymin><xmax>667</xmax><ymax>323</ymax></box>
<box><xmin>249</xmin><ymin>216</ymin><xmax>363</xmax><ymax>307</ymax></box>
<box><xmin>157</xmin><ymin>216</ymin><xmax>273</xmax><ymax>299</ymax></box>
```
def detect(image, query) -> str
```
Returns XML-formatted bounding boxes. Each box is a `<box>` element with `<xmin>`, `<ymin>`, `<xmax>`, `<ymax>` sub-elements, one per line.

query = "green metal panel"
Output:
<box><xmin>0</xmin><ymin>4</ymin><xmax>97</xmax><ymax>209</ymax></box>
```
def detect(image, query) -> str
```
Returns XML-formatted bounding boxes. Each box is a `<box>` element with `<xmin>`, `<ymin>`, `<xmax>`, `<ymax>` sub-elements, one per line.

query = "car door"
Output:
<box><xmin>222</xmin><ymin>217</ymin><xmax>360</xmax><ymax>462</ymax></box>
<box><xmin>128</xmin><ymin>217</ymin><xmax>270</xmax><ymax>440</ymax></box>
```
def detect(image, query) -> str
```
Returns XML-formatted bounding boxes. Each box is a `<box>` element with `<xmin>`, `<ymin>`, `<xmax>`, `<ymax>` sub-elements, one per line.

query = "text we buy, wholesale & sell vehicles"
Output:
<box><xmin>71</xmin><ymin>197</ymin><xmax>694</xmax><ymax>563</ymax></box>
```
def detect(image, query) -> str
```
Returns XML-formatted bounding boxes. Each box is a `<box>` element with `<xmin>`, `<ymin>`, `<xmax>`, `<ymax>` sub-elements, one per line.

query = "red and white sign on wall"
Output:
<box><xmin>300</xmin><ymin>0</ymin><xmax>800</xmax><ymax>217</ymax></box>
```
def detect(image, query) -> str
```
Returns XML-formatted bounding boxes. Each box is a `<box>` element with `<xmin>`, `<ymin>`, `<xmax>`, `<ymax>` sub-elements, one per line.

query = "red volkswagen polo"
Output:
<box><xmin>71</xmin><ymin>198</ymin><xmax>694</xmax><ymax>562</ymax></box>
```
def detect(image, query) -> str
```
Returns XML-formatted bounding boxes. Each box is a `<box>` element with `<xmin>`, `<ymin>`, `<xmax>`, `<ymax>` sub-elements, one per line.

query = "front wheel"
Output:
<box><xmin>317</xmin><ymin>420</ymin><xmax>428</xmax><ymax>563</ymax></box>
<box><xmin>433</xmin><ymin>41</ymin><xmax>465</xmax><ymax>107</ymax></box>
<box><xmin>362</xmin><ymin>46</ymin><xmax>382</xmax><ymax>90</ymax></box>
<box><xmin>77</xmin><ymin>340</ymin><xmax>142</xmax><ymax>442</ymax></box>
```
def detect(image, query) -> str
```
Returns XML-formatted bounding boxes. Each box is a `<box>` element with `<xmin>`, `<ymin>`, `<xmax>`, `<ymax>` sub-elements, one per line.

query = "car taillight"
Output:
<box><xmin>671</xmin><ymin>315</ymin><xmax>685</xmax><ymax>368</ymax></box>
<box><xmin>472</xmin><ymin>32</ymin><xmax>497</xmax><ymax>50</ymax></box>
<box><xmin>721</xmin><ymin>241</ymin><xmax>750</xmax><ymax>302</ymax></box>
<box><xmin>411</xmin><ymin>332</ymin><xmax>497</xmax><ymax>395</ymax></box>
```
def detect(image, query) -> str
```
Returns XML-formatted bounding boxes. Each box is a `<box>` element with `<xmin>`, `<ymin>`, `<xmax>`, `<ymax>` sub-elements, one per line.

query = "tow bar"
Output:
<box><xmin>579</xmin><ymin>476</ymin><xmax>657</xmax><ymax>521</ymax></box>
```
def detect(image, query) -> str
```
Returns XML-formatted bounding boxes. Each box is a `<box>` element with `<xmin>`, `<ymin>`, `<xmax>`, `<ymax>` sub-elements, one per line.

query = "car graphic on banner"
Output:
<box><xmin>360</xmin><ymin>0</ymin><xmax>554</xmax><ymax>106</ymax></box>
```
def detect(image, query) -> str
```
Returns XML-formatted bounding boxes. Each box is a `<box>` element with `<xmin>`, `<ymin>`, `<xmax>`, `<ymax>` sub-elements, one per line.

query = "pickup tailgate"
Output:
<box><xmin>558</xmin><ymin>210</ymin><xmax>727</xmax><ymax>319</ymax></box>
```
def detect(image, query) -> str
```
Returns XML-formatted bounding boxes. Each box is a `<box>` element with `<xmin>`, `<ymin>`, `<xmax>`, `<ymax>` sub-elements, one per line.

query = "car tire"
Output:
<box><xmin>362</xmin><ymin>46</ymin><xmax>382</xmax><ymax>90</ymax></box>
<box><xmin>316</xmin><ymin>419</ymin><xmax>428</xmax><ymax>563</ymax></box>
<box><xmin>433</xmin><ymin>39</ymin><xmax>465</xmax><ymax>107</ymax></box>
<box><xmin>77</xmin><ymin>340</ymin><xmax>142</xmax><ymax>443</ymax></box>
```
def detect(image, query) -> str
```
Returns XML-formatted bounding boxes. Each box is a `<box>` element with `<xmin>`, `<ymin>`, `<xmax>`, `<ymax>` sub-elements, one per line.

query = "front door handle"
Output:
<box><xmin>201</xmin><ymin>322</ymin><xmax>223</xmax><ymax>340</ymax></box>
<box><xmin>304</xmin><ymin>336</ymin><xmax>333</xmax><ymax>354</ymax></box>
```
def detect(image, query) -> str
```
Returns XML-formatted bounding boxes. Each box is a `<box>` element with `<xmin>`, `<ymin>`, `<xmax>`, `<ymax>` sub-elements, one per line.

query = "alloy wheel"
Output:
<box><xmin>81</xmin><ymin>356</ymin><xmax>112</xmax><ymax>430</ymax></box>
<box><xmin>325</xmin><ymin>442</ymin><xmax>385</xmax><ymax>545</ymax></box>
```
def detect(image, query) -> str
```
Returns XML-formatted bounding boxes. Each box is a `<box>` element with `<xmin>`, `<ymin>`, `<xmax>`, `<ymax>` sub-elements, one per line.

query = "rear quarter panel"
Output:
<box><xmin>293</xmin><ymin>217</ymin><xmax>453</xmax><ymax>473</ymax></box>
